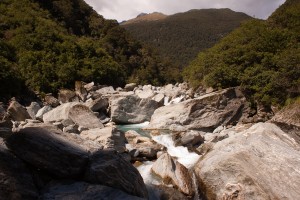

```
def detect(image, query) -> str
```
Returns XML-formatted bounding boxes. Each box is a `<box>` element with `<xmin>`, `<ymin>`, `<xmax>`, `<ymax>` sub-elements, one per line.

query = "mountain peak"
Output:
<box><xmin>121</xmin><ymin>12</ymin><xmax>168</xmax><ymax>25</ymax></box>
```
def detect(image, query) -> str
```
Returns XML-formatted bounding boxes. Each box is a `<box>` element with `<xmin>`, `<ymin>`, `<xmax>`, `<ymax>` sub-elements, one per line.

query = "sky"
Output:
<box><xmin>84</xmin><ymin>0</ymin><xmax>286</xmax><ymax>22</ymax></box>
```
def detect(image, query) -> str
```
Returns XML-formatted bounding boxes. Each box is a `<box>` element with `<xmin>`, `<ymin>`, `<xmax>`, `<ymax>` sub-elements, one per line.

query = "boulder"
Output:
<box><xmin>5</xmin><ymin>127</ymin><xmax>89</xmax><ymax>178</ymax></box>
<box><xmin>26</xmin><ymin>102</ymin><xmax>41</xmax><ymax>119</ymax></box>
<box><xmin>80</xmin><ymin>127</ymin><xmax>126</xmax><ymax>153</ymax></box>
<box><xmin>7</xmin><ymin>100</ymin><xmax>31</xmax><ymax>121</ymax></box>
<box><xmin>41</xmin><ymin>181</ymin><xmax>144</xmax><ymax>200</ymax></box>
<box><xmin>151</xmin><ymin>153</ymin><xmax>194</xmax><ymax>196</ymax></box>
<box><xmin>96</xmin><ymin>86</ymin><xmax>116</xmax><ymax>95</ymax></box>
<box><xmin>85</xmin><ymin>97</ymin><xmax>109</xmax><ymax>112</ymax></box>
<box><xmin>58</xmin><ymin>89</ymin><xmax>76</xmax><ymax>103</ymax></box>
<box><xmin>136</xmin><ymin>88</ymin><xmax>156</xmax><ymax>99</ymax></box>
<box><xmin>124</xmin><ymin>83</ymin><xmax>137</xmax><ymax>91</ymax></box>
<box><xmin>111</xmin><ymin>95</ymin><xmax>159</xmax><ymax>124</ymax></box>
<box><xmin>44</xmin><ymin>94</ymin><xmax>60</xmax><ymax>107</ymax></box>
<box><xmin>194</xmin><ymin>123</ymin><xmax>300</xmax><ymax>200</ymax></box>
<box><xmin>84</xmin><ymin>150</ymin><xmax>148</xmax><ymax>198</ymax></box>
<box><xmin>75</xmin><ymin>81</ymin><xmax>88</xmax><ymax>101</ymax></box>
<box><xmin>23</xmin><ymin>123</ymin><xmax>103</xmax><ymax>153</ymax></box>
<box><xmin>0</xmin><ymin>143</ymin><xmax>38</xmax><ymax>199</ymax></box>
<box><xmin>83</xmin><ymin>81</ymin><xmax>96</xmax><ymax>92</ymax></box>
<box><xmin>271</xmin><ymin>101</ymin><xmax>300</xmax><ymax>145</ymax></box>
<box><xmin>152</xmin><ymin>93</ymin><xmax>165</xmax><ymax>105</ymax></box>
<box><xmin>146</xmin><ymin>87</ymin><xmax>248</xmax><ymax>131</ymax></box>
<box><xmin>36</xmin><ymin>105</ymin><xmax>52</xmax><ymax>120</ymax></box>
<box><xmin>43</xmin><ymin>103</ymin><xmax>104</xmax><ymax>129</ymax></box>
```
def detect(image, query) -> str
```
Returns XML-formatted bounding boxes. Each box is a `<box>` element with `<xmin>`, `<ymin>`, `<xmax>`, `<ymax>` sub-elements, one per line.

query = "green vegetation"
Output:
<box><xmin>0</xmin><ymin>0</ymin><xmax>176</xmax><ymax>101</ymax></box>
<box><xmin>184</xmin><ymin>0</ymin><xmax>300</xmax><ymax>106</ymax></box>
<box><xmin>122</xmin><ymin>9</ymin><xmax>252</xmax><ymax>68</ymax></box>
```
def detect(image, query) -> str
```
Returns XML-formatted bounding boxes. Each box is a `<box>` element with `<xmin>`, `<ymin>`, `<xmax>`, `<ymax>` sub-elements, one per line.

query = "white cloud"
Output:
<box><xmin>84</xmin><ymin>0</ymin><xmax>286</xmax><ymax>22</ymax></box>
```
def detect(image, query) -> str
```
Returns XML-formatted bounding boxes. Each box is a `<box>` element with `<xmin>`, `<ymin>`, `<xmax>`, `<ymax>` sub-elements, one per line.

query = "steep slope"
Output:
<box><xmin>0</xmin><ymin>0</ymin><xmax>174</xmax><ymax>101</ymax></box>
<box><xmin>184</xmin><ymin>0</ymin><xmax>300</xmax><ymax>106</ymax></box>
<box><xmin>122</xmin><ymin>9</ymin><xmax>252</xmax><ymax>67</ymax></box>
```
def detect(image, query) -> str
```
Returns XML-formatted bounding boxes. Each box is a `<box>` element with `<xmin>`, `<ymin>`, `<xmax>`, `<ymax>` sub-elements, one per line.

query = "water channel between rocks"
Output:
<box><xmin>117</xmin><ymin>122</ymin><xmax>201</xmax><ymax>200</ymax></box>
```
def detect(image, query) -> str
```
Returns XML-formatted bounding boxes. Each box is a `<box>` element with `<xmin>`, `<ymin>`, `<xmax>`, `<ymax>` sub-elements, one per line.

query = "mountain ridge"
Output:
<box><xmin>122</xmin><ymin>8</ymin><xmax>252</xmax><ymax>67</ymax></box>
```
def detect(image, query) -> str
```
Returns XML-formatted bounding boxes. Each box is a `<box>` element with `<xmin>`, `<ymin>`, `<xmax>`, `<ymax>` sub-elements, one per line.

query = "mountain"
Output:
<box><xmin>122</xmin><ymin>12</ymin><xmax>168</xmax><ymax>25</ymax></box>
<box><xmin>0</xmin><ymin>0</ymin><xmax>177</xmax><ymax>101</ymax></box>
<box><xmin>122</xmin><ymin>9</ymin><xmax>252</xmax><ymax>67</ymax></box>
<box><xmin>184</xmin><ymin>0</ymin><xmax>300</xmax><ymax>106</ymax></box>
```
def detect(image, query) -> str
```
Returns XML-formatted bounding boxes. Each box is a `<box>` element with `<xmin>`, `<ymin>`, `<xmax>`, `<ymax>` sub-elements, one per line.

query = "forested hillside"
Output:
<box><xmin>184</xmin><ymin>0</ymin><xmax>300</xmax><ymax>106</ymax></box>
<box><xmin>122</xmin><ymin>9</ymin><xmax>252</xmax><ymax>67</ymax></box>
<box><xmin>0</xmin><ymin>0</ymin><xmax>178</xmax><ymax>101</ymax></box>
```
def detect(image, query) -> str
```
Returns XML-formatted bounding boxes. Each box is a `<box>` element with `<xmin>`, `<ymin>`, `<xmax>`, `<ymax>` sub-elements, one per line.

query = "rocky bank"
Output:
<box><xmin>0</xmin><ymin>81</ymin><xmax>299</xmax><ymax>200</ymax></box>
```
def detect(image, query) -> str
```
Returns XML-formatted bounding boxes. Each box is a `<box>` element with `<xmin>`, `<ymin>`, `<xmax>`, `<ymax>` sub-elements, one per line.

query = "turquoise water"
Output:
<box><xmin>116</xmin><ymin>122</ymin><xmax>151</xmax><ymax>137</ymax></box>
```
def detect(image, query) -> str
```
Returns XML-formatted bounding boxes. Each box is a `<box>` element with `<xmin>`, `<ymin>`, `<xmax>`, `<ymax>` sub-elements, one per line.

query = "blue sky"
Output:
<box><xmin>84</xmin><ymin>0</ymin><xmax>285</xmax><ymax>22</ymax></box>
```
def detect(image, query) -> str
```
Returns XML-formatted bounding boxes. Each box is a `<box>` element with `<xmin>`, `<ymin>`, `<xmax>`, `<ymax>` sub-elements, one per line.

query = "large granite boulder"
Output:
<box><xmin>41</xmin><ymin>181</ymin><xmax>144</xmax><ymax>200</ymax></box>
<box><xmin>85</xmin><ymin>97</ymin><xmax>109</xmax><ymax>112</ymax></box>
<box><xmin>146</xmin><ymin>87</ymin><xmax>248</xmax><ymax>131</ymax></box>
<box><xmin>84</xmin><ymin>150</ymin><xmax>148</xmax><ymax>199</ymax></box>
<box><xmin>36</xmin><ymin>105</ymin><xmax>52</xmax><ymax>120</ymax></box>
<box><xmin>151</xmin><ymin>153</ymin><xmax>194</xmax><ymax>196</ymax></box>
<box><xmin>194</xmin><ymin>123</ymin><xmax>300</xmax><ymax>200</ymax></box>
<box><xmin>80</xmin><ymin>126</ymin><xmax>126</xmax><ymax>153</ymax></box>
<box><xmin>43</xmin><ymin>103</ymin><xmax>104</xmax><ymax>129</ymax></box>
<box><xmin>111</xmin><ymin>95</ymin><xmax>159</xmax><ymax>124</ymax></box>
<box><xmin>75</xmin><ymin>81</ymin><xmax>88</xmax><ymax>101</ymax></box>
<box><xmin>0</xmin><ymin>143</ymin><xmax>38</xmax><ymax>199</ymax></box>
<box><xmin>5</xmin><ymin>127</ymin><xmax>89</xmax><ymax>178</ymax></box>
<box><xmin>7</xmin><ymin>100</ymin><xmax>31</xmax><ymax>121</ymax></box>
<box><xmin>23</xmin><ymin>122</ymin><xmax>103</xmax><ymax>152</ymax></box>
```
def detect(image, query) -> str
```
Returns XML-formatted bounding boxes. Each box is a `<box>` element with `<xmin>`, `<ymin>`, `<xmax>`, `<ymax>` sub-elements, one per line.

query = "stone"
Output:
<box><xmin>23</xmin><ymin>123</ymin><xmax>103</xmax><ymax>152</ymax></box>
<box><xmin>180</xmin><ymin>131</ymin><xmax>204</xmax><ymax>146</ymax></box>
<box><xmin>124</xmin><ymin>83</ymin><xmax>137</xmax><ymax>91</ymax></box>
<box><xmin>80</xmin><ymin>127</ymin><xmax>126</xmax><ymax>153</ymax></box>
<box><xmin>44</xmin><ymin>94</ymin><xmax>60</xmax><ymax>107</ymax></box>
<box><xmin>136</xmin><ymin>88</ymin><xmax>156</xmax><ymax>99</ymax></box>
<box><xmin>63</xmin><ymin>124</ymin><xmax>79</xmax><ymax>134</ymax></box>
<box><xmin>151</xmin><ymin>153</ymin><xmax>194</xmax><ymax>196</ymax></box>
<box><xmin>152</xmin><ymin>93</ymin><xmax>165</xmax><ymax>105</ymax></box>
<box><xmin>5</xmin><ymin>127</ymin><xmax>89</xmax><ymax>178</ymax></box>
<box><xmin>0</xmin><ymin>127</ymin><xmax>12</xmax><ymax>139</ymax></box>
<box><xmin>0</xmin><ymin>143</ymin><xmax>38</xmax><ymax>199</ymax></box>
<box><xmin>7</xmin><ymin>100</ymin><xmax>31</xmax><ymax>121</ymax></box>
<box><xmin>36</xmin><ymin>105</ymin><xmax>52</xmax><ymax>120</ymax></box>
<box><xmin>84</xmin><ymin>150</ymin><xmax>148</xmax><ymax>198</ymax></box>
<box><xmin>96</xmin><ymin>86</ymin><xmax>116</xmax><ymax>95</ymax></box>
<box><xmin>271</xmin><ymin>100</ymin><xmax>300</xmax><ymax>128</ymax></box>
<box><xmin>26</xmin><ymin>102</ymin><xmax>41</xmax><ymax>119</ymax></box>
<box><xmin>41</xmin><ymin>181</ymin><xmax>144</xmax><ymax>200</ymax></box>
<box><xmin>83</xmin><ymin>81</ymin><xmax>95</xmax><ymax>92</ymax></box>
<box><xmin>194</xmin><ymin>123</ymin><xmax>300</xmax><ymax>200</ymax></box>
<box><xmin>58</xmin><ymin>89</ymin><xmax>76</xmax><ymax>103</ymax></box>
<box><xmin>111</xmin><ymin>95</ymin><xmax>159</xmax><ymax>124</ymax></box>
<box><xmin>43</xmin><ymin>103</ymin><xmax>104</xmax><ymax>129</ymax></box>
<box><xmin>146</xmin><ymin>87</ymin><xmax>249</xmax><ymax>132</ymax></box>
<box><xmin>85</xmin><ymin>97</ymin><xmax>109</xmax><ymax>112</ymax></box>
<box><xmin>75</xmin><ymin>81</ymin><xmax>88</xmax><ymax>101</ymax></box>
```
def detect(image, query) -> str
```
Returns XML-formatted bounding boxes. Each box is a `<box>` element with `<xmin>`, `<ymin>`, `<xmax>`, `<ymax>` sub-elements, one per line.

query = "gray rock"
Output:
<box><xmin>7</xmin><ymin>100</ymin><xmax>31</xmax><ymax>121</ymax></box>
<box><xmin>75</xmin><ymin>81</ymin><xmax>88</xmax><ymax>101</ymax></box>
<box><xmin>152</xmin><ymin>93</ymin><xmax>165</xmax><ymax>105</ymax></box>
<box><xmin>58</xmin><ymin>89</ymin><xmax>76</xmax><ymax>103</ymax></box>
<box><xmin>5</xmin><ymin>127</ymin><xmax>89</xmax><ymax>178</ymax></box>
<box><xmin>41</xmin><ymin>181</ymin><xmax>145</xmax><ymax>200</ymax></box>
<box><xmin>63</xmin><ymin>124</ymin><xmax>79</xmax><ymax>134</ymax></box>
<box><xmin>96</xmin><ymin>86</ymin><xmax>116</xmax><ymax>95</ymax></box>
<box><xmin>83</xmin><ymin>81</ymin><xmax>95</xmax><ymax>92</ymax></box>
<box><xmin>180</xmin><ymin>131</ymin><xmax>204</xmax><ymax>146</ymax></box>
<box><xmin>124</xmin><ymin>83</ymin><xmax>137</xmax><ymax>91</ymax></box>
<box><xmin>26</xmin><ymin>102</ymin><xmax>41</xmax><ymax>119</ymax></box>
<box><xmin>194</xmin><ymin>123</ymin><xmax>300</xmax><ymax>200</ymax></box>
<box><xmin>36</xmin><ymin>106</ymin><xmax>52</xmax><ymax>120</ymax></box>
<box><xmin>80</xmin><ymin>127</ymin><xmax>126</xmax><ymax>153</ymax></box>
<box><xmin>151</xmin><ymin>153</ymin><xmax>194</xmax><ymax>196</ymax></box>
<box><xmin>136</xmin><ymin>88</ymin><xmax>156</xmax><ymax>99</ymax></box>
<box><xmin>271</xmin><ymin>101</ymin><xmax>300</xmax><ymax>128</ymax></box>
<box><xmin>43</xmin><ymin>103</ymin><xmax>104</xmax><ymax>129</ymax></box>
<box><xmin>85</xmin><ymin>97</ymin><xmax>109</xmax><ymax>112</ymax></box>
<box><xmin>0</xmin><ymin>143</ymin><xmax>38</xmax><ymax>199</ymax></box>
<box><xmin>23</xmin><ymin>123</ymin><xmax>103</xmax><ymax>152</ymax></box>
<box><xmin>146</xmin><ymin>87</ymin><xmax>248</xmax><ymax>131</ymax></box>
<box><xmin>44</xmin><ymin>94</ymin><xmax>60</xmax><ymax>107</ymax></box>
<box><xmin>84</xmin><ymin>150</ymin><xmax>148</xmax><ymax>198</ymax></box>
<box><xmin>111</xmin><ymin>95</ymin><xmax>159</xmax><ymax>124</ymax></box>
